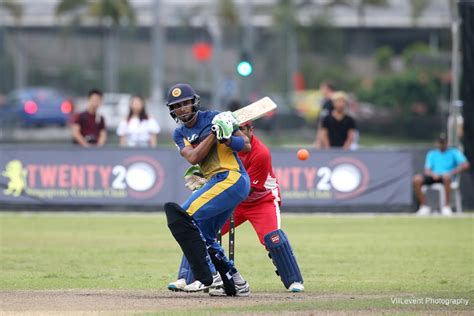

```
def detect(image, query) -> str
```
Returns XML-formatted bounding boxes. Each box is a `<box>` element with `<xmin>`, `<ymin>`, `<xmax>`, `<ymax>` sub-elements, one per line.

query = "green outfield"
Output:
<box><xmin>0</xmin><ymin>212</ymin><xmax>473</xmax><ymax>314</ymax></box>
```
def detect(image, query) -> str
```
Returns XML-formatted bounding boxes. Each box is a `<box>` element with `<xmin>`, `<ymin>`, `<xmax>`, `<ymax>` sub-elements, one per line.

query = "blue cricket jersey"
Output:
<box><xmin>173</xmin><ymin>111</ymin><xmax>245</xmax><ymax>179</ymax></box>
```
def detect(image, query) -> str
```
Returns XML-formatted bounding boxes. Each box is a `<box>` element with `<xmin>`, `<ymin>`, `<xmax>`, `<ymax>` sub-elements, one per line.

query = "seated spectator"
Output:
<box><xmin>116</xmin><ymin>95</ymin><xmax>160</xmax><ymax>148</ymax></box>
<box><xmin>413</xmin><ymin>134</ymin><xmax>470</xmax><ymax>216</ymax></box>
<box><xmin>316</xmin><ymin>91</ymin><xmax>357</xmax><ymax>150</ymax></box>
<box><xmin>72</xmin><ymin>89</ymin><xmax>106</xmax><ymax>147</ymax></box>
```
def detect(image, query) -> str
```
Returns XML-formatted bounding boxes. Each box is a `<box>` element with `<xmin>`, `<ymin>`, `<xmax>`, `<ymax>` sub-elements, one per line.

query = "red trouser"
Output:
<box><xmin>220</xmin><ymin>193</ymin><xmax>281</xmax><ymax>245</ymax></box>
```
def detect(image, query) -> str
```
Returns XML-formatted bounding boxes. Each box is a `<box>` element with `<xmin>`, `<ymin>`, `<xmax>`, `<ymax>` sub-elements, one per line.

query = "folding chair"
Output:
<box><xmin>421</xmin><ymin>176</ymin><xmax>462</xmax><ymax>213</ymax></box>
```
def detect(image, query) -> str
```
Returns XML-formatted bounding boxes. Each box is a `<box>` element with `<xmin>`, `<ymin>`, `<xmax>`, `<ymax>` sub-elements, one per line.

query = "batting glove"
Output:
<box><xmin>212</xmin><ymin>111</ymin><xmax>239</xmax><ymax>129</ymax></box>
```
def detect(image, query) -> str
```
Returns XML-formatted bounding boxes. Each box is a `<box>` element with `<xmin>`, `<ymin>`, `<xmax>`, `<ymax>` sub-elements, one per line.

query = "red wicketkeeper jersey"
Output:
<box><xmin>238</xmin><ymin>134</ymin><xmax>281</xmax><ymax>205</ymax></box>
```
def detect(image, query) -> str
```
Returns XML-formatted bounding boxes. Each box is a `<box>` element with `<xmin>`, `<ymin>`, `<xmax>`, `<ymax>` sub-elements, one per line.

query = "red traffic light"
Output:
<box><xmin>192</xmin><ymin>42</ymin><xmax>213</xmax><ymax>62</ymax></box>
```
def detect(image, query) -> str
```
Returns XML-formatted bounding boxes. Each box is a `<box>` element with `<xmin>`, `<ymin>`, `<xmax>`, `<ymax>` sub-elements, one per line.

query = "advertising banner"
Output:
<box><xmin>0</xmin><ymin>147</ymin><xmax>188</xmax><ymax>206</ymax></box>
<box><xmin>271</xmin><ymin>150</ymin><xmax>412</xmax><ymax>206</ymax></box>
<box><xmin>0</xmin><ymin>146</ymin><xmax>412</xmax><ymax>208</ymax></box>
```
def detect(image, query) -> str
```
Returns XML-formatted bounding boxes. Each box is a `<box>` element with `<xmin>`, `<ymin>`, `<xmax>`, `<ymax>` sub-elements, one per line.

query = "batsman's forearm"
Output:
<box><xmin>184</xmin><ymin>133</ymin><xmax>216</xmax><ymax>165</ymax></box>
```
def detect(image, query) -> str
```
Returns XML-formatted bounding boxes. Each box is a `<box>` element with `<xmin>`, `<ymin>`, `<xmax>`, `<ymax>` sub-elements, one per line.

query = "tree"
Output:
<box><xmin>354</xmin><ymin>0</ymin><xmax>390</xmax><ymax>26</ymax></box>
<box><xmin>272</xmin><ymin>0</ymin><xmax>300</xmax><ymax>96</ymax></box>
<box><xmin>410</xmin><ymin>0</ymin><xmax>430</xmax><ymax>26</ymax></box>
<box><xmin>0</xmin><ymin>0</ymin><xmax>21</xmax><ymax>20</ymax></box>
<box><xmin>55</xmin><ymin>0</ymin><xmax>135</xmax><ymax>92</ymax></box>
<box><xmin>218</xmin><ymin>0</ymin><xmax>239</xmax><ymax>26</ymax></box>
<box><xmin>323</xmin><ymin>0</ymin><xmax>390</xmax><ymax>26</ymax></box>
<box><xmin>1</xmin><ymin>0</ymin><xmax>26</xmax><ymax>90</ymax></box>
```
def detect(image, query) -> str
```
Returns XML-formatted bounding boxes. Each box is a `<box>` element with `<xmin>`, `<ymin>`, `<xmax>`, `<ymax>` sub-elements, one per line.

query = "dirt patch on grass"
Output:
<box><xmin>0</xmin><ymin>290</ymin><xmax>470</xmax><ymax>315</ymax></box>
<box><xmin>0</xmin><ymin>290</ymin><xmax>362</xmax><ymax>314</ymax></box>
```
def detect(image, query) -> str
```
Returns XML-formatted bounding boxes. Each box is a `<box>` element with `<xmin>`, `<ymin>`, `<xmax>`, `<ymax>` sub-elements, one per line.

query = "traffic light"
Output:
<box><xmin>236</xmin><ymin>52</ymin><xmax>253</xmax><ymax>77</ymax></box>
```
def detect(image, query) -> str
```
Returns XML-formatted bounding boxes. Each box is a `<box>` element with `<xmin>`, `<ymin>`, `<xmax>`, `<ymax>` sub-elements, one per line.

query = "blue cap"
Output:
<box><xmin>166</xmin><ymin>83</ymin><xmax>197</xmax><ymax>106</ymax></box>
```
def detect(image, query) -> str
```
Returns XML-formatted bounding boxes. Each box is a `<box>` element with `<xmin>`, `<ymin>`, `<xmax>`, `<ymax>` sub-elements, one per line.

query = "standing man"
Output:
<box><xmin>164</xmin><ymin>83</ymin><xmax>251</xmax><ymax>296</ymax></box>
<box><xmin>314</xmin><ymin>81</ymin><xmax>336</xmax><ymax>148</ymax></box>
<box><xmin>169</xmin><ymin>121</ymin><xmax>304</xmax><ymax>294</ymax></box>
<box><xmin>317</xmin><ymin>91</ymin><xmax>356</xmax><ymax>150</ymax></box>
<box><xmin>319</xmin><ymin>81</ymin><xmax>336</xmax><ymax>117</ymax></box>
<box><xmin>413</xmin><ymin>134</ymin><xmax>470</xmax><ymax>216</ymax></box>
<box><xmin>71</xmin><ymin>89</ymin><xmax>106</xmax><ymax>147</ymax></box>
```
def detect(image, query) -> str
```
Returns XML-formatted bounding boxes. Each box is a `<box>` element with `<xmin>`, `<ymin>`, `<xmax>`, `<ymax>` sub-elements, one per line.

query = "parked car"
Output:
<box><xmin>1</xmin><ymin>87</ymin><xmax>73</xmax><ymax>127</ymax></box>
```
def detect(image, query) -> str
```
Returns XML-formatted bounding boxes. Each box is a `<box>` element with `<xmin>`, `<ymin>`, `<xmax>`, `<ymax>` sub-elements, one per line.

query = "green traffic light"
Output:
<box><xmin>237</xmin><ymin>61</ymin><xmax>252</xmax><ymax>76</ymax></box>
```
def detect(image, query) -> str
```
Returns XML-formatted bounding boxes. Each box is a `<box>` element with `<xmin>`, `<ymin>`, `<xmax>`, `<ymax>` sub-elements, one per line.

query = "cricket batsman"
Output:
<box><xmin>169</xmin><ymin>120</ymin><xmax>304</xmax><ymax>294</ymax></box>
<box><xmin>164</xmin><ymin>83</ymin><xmax>251</xmax><ymax>296</ymax></box>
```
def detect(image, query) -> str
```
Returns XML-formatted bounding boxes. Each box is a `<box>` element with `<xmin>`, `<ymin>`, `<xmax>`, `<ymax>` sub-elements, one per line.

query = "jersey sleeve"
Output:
<box><xmin>72</xmin><ymin>113</ymin><xmax>81</xmax><ymax>125</ymax></box>
<box><xmin>173</xmin><ymin>128</ymin><xmax>190</xmax><ymax>151</ymax></box>
<box><xmin>322</xmin><ymin>115</ymin><xmax>330</xmax><ymax>129</ymax></box>
<box><xmin>453</xmin><ymin>149</ymin><xmax>467</xmax><ymax>165</ymax></box>
<box><xmin>246</xmin><ymin>150</ymin><xmax>272</xmax><ymax>191</ymax></box>
<box><xmin>116</xmin><ymin>120</ymin><xmax>127</xmax><ymax>136</ymax></box>
<box><xmin>99</xmin><ymin>116</ymin><xmax>106</xmax><ymax>130</ymax></box>
<box><xmin>348</xmin><ymin>116</ymin><xmax>356</xmax><ymax>129</ymax></box>
<box><xmin>425</xmin><ymin>151</ymin><xmax>434</xmax><ymax>170</ymax></box>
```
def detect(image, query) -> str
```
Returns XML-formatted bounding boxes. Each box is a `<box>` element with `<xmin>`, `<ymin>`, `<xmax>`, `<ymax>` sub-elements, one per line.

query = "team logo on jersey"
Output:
<box><xmin>187</xmin><ymin>134</ymin><xmax>198</xmax><ymax>143</ymax></box>
<box><xmin>172</xmin><ymin>88</ymin><xmax>182</xmax><ymax>97</ymax></box>
<box><xmin>270</xmin><ymin>234</ymin><xmax>280</xmax><ymax>244</ymax></box>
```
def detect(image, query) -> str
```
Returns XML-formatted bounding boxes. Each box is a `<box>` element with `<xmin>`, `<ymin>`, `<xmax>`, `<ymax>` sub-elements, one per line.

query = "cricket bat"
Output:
<box><xmin>233</xmin><ymin>96</ymin><xmax>277</xmax><ymax>124</ymax></box>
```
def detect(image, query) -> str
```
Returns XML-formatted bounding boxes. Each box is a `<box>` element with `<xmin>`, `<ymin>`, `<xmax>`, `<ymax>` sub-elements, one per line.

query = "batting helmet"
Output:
<box><xmin>165</xmin><ymin>83</ymin><xmax>200</xmax><ymax>123</ymax></box>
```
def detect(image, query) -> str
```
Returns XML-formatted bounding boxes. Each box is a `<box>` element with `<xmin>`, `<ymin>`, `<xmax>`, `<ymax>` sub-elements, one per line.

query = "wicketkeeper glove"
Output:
<box><xmin>183</xmin><ymin>165</ymin><xmax>208</xmax><ymax>191</ymax></box>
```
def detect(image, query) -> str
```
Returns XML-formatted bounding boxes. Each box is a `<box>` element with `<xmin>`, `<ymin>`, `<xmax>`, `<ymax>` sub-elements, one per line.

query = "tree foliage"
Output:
<box><xmin>0</xmin><ymin>0</ymin><xmax>23</xmax><ymax>21</ymax></box>
<box><xmin>358</xmin><ymin>69</ymin><xmax>440</xmax><ymax>118</ymax></box>
<box><xmin>410</xmin><ymin>0</ymin><xmax>430</xmax><ymax>25</ymax></box>
<box><xmin>218</xmin><ymin>0</ymin><xmax>239</xmax><ymax>26</ymax></box>
<box><xmin>55</xmin><ymin>0</ymin><xmax>135</xmax><ymax>26</ymax></box>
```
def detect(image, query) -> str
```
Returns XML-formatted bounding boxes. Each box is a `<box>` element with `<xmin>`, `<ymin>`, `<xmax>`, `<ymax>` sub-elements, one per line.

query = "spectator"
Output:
<box><xmin>413</xmin><ymin>134</ymin><xmax>470</xmax><ymax>216</ymax></box>
<box><xmin>316</xmin><ymin>91</ymin><xmax>357</xmax><ymax>150</ymax></box>
<box><xmin>319</xmin><ymin>81</ymin><xmax>336</xmax><ymax>117</ymax></box>
<box><xmin>314</xmin><ymin>81</ymin><xmax>336</xmax><ymax>148</ymax></box>
<box><xmin>71</xmin><ymin>89</ymin><xmax>106</xmax><ymax>147</ymax></box>
<box><xmin>116</xmin><ymin>95</ymin><xmax>160</xmax><ymax>148</ymax></box>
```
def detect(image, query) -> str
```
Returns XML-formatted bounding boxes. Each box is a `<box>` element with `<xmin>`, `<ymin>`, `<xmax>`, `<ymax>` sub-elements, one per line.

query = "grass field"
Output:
<box><xmin>0</xmin><ymin>212</ymin><xmax>473</xmax><ymax>315</ymax></box>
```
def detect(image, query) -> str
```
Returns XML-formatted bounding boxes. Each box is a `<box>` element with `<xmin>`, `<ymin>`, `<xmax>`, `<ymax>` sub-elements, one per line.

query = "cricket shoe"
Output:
<box><xmin>184</xmin><ymin>273</ymin><xmax>223</xmax><ymax>292</ymax></box>
<box><xmin>441</xmin><ymin>206</ymin><xmax>453</xmax><ymax>216</ymax></box>
<box><xmin>416</xmin><ymin>205</ymin><xmax>431</xmax><ymax>216</ymax></box>
<box><xmin>167</xmin><ymin>278</ymin><xmax>187</xmax><ymax>292</ymax></box>
<box><xmin>288</xmin><ymin>282</ymin><xmax>304</xmax><ymax>293</ymax></box>
<box><xmin>209</xmin><ymin>281</ymin><xmax>251</xmax><ymax>297</ymax></box>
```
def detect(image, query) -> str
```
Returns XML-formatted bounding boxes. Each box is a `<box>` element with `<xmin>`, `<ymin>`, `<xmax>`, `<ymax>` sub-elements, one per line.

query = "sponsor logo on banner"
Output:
<box><xmin>275</xmin><ymin>157</ymin><xmax>369</xmax><ymax>200</ymax></box>
<box><xmin>0</xmin><ymin>155</ymin><xmax>164</xmax><ymax>201</ymax></box>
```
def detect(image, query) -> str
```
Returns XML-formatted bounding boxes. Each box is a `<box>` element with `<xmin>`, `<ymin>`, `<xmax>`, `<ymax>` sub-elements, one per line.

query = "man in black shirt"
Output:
<box><xmin>318</xmin><ymin>91</ymin><xmax>356</xmax><ymax>150</ymax></box>
<box><xmin>319</xmin><ymin>81</ymin><xmax>335</xmax><ymax>117</ymax></box>
<box><xmin>314</xmin><ymin>81</ymin><xmax>336</xmax><ymax>148</ymax></box>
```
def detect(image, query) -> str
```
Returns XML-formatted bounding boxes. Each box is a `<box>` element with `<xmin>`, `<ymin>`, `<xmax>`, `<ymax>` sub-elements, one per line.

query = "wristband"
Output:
<box><xmin>227</xmin><ymin>136</ymin><xmax>245</xmax><ymax>152</ymax></box>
